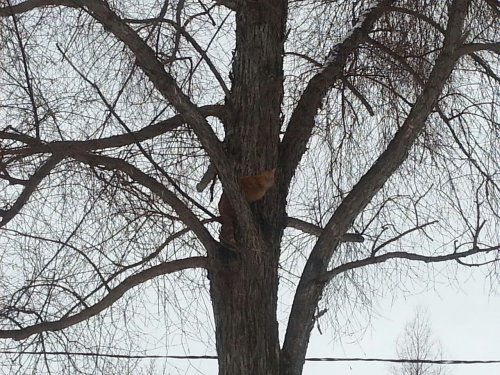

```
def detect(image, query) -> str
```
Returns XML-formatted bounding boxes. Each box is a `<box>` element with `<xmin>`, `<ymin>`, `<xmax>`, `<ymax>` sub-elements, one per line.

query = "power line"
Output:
<box><xmin>305</xmin><ymin>357</ymin><xmax>500</xmax><ymax>365</ymax></box>
<box><xmin>0</xmin><ymin>351</ymin><xmax>499</xmax><ymax>365</ymax></box>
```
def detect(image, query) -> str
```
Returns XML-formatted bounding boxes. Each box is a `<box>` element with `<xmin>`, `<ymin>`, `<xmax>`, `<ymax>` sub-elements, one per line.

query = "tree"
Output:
<box><xmin>0</xmin><ymin>0</ymin><xmax>498</xmax><ymax>374</ymax></box>
<box><xmin>391</xmin><ymin>308</ymin><xmax>447</xmax><ymax>375</ymax></box>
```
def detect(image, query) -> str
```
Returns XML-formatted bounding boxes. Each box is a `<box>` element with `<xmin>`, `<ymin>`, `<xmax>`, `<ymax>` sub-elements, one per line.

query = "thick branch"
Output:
<box><xmin>196</xmin><ymin>163</ymin><xmax>217</xmax><ymax>192</ymax></box>
<box><xmin>0</xmin><ymin>155</ymin><xmax>62</xmax><ymax>228</ymax></box>
<box><xmin>1</xmin><ymin>105</ymin><xmax>225</xmax><ymax>156</ymax></box>
<box><xmin>281</xmin><ymin>1</ymin><xmax>469</xmax><ymax>374</ymax></box>
<box><xmin>0</xmin><ymin>257</ymin><xmax>208</xmax><ymax>340</ymax></box>
<box><xmin>1</xmin><ymin>134</ymin><xmax>219</xmax><ymax>252</ymax></box>
<box><xmin>470</xmin><ymin>53</ymin><xmax>500</xmax><ymax>83</ymax></box>
<box><xmin>457</xmin><ymin>42</ymin><xmax>500</xmax><ymax>56</ymax></box>
<box><xmin>278</xmin><ymin>0</ymin><xmax>396</xmax><ymax>189</ymax></box>
<box><xmin>320</xmin><ymin>245</ymin><xmax>499</xmax><ymax>282</ymax></box>
<box><xmin>123</xmin><ymin>17</ymin><xmax>230</xmax><ymax>98</ymax></box>
<box><xmin>215</xmin><ymin>0</ymin><xmax>239</xmax><ymax>11</ymax></box>
<box><xmin>71</xmin><ymin>152</ymin><xmax>218</xmax><ymax>252</ymax></box>
<box><xmin>286</xmin><ymin>217</ymin><xmax>364</xmax><ymax>243</ymax></box>
<box><xmin>0</xmin><ymin>0</ymin><xmax>235</xmax><ymax>190</ymax></box>
<box><xmin>0</xmin><ymin>0</ymin><xmax>75</xmax><ymax>16</ymax></box>
<box><xmin>81</xmin><ymin>0</ymin><xmax>232</xmax><ymax>178</ymax></box>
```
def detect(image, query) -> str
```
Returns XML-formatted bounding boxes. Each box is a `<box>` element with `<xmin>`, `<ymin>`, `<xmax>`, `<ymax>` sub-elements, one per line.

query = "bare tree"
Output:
<box><xmin>391</xmin><ymin>308</ymin><xmax>447</xmax><ymax>375</ymax></box>
<box><xmin>0</xmin><ymin>0</ymin><xmax>498</xmax><ymax>374</ymax></box>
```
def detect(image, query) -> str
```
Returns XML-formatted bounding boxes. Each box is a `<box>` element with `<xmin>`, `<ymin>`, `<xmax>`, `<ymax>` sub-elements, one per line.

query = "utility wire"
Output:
<box><xmin>0</xmin><ymin>351</ymin><xmax>499</xmax><ymax>365</ymax></box>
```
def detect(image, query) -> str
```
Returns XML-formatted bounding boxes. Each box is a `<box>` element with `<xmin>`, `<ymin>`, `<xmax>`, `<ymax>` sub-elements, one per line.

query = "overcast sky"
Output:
<box><xmin>304</xmin><ymin>265</ymin><xmax>500</xmax><ymax>375</ymax></box>
<box><xmin>157</xmin><ymin>264</ymin><xmax>499</xmax><ymax>375</ymax></box>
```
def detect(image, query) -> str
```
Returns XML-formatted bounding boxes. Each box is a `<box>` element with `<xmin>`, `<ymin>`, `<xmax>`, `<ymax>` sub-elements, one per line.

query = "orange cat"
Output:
<box><xmin>218</xmin><ymin>169</ymin><xmax>276</xmax><ymax>246</ymax></box>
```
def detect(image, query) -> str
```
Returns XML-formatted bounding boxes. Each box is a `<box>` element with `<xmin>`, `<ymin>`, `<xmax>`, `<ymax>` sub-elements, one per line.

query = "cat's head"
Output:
<box><xmin>260</xmin><ymin>168</ymin><xmax>276</xmax><ymax>187</ymax></box>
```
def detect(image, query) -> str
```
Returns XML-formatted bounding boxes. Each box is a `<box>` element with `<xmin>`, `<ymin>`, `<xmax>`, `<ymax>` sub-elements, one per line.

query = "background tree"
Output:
<box><xmin>0</xmin><ymin>0</ymin><xmax>498</xmax><ymax>374</ymax></box>
<box><xmin>390</xmin><ymin>308</ymin><xmax>447</xmax><ymax>375</ymax></box>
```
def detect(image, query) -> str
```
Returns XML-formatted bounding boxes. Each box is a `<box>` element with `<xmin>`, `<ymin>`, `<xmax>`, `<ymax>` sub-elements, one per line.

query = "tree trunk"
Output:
<box><xmin>210</xmin><ymin>245</ymin><xmax>280</xmax><ymax>375</ymax></box>
<box><xmin>209</xmin><ymin>1</ymin><xmax>287</xmax><ymax>373</ymax></box>
<box><xmin>224</xmin><ymin>0</ymin><xmax>286</xmax><ymax>170</ymax></box>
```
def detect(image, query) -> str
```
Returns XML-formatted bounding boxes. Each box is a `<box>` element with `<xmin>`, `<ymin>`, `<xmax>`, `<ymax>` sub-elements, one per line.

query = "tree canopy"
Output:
<box><xmin>0</xmin><ymin>0</ymin><xmax>498</xmax><ymax>374</ymax></box>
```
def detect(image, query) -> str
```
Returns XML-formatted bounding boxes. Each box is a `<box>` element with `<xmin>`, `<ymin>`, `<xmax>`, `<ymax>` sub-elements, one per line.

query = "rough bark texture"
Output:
<box><xmin>210</xmin><ymin>248</ymin><xmax>281</xmax><ymax>375</ymax></box>
<box><xmin>208</xmin><ymin>1</ymin><xmax>287</xmax><ymax>374</ymax></box>
<box><xmin>280</xmin><ymin>1</ymin><xmax>469</xmax><ymax>374</ymax></box>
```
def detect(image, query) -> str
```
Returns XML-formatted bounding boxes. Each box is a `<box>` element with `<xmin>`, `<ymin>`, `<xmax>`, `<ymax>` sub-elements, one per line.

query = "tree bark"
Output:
<box><xmin>280</xmin><ymin>1</ymin><xmax>469</xmax><ymax>374</ymax></box>
<box><xmin>209</xmin><ymin>1</ymin><xmax>287</xmax><ymax>374</ymax></box>
<box><xmin>210</xmin><ymin>246</ymin><xmax>280</xmax><ymax>375</ymax></box>
<box><xmin>225</xmin><ymin>0</ymin><xmax>286</xmax><ymax>171</ymax></box>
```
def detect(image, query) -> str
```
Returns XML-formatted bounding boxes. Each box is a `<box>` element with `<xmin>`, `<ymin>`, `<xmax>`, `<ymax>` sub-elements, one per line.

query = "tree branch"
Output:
<box><xmin>123</xmin><ymin>17</ymin><xmax>230</xmax><ymax>98</ymax></box>
<box><xmin>469</xmin><ymin>53</ymin><xmax>500</xmax><ymax>83</ymax></box>
<box><xmin>320</xmin><ymin>244</ymin><xmax>499</xmax><ymax>282</ymax></box>
<box><xmin>0</xmin><ymin>0</ymin><xmax>75</xmax><ymax>16</ymax></box>
<box><xmin>6</xmin><ymin>0</ymin><xmax>41</xmax><ymax>139</ymax></box>
<box><xmin>80</xmin><ymin>0</ymin><xmax>233</xmax><ymax>178</ymax></box>
<box><xmin>1</xmin><ymin>105</ymin><xmax>226</xmax><ymax>156</ymax></box>
<box><xmin>0</xmin><ymin>155</ymin><xmax>62</xmax><ymax>228</ymax></box>
<box><xmin>387</xmin><ymin>6</ymin><xmax>445</xmax><ymax>33</ymax></box>
<box><xmin>0</xmin><ymin>0</ymin><xmax>236</xmax><ymax>191</ymax></box>
<box><xmin>278</xmin><ymin>0</ymin><xmax>396</xmax><ymax>189</ymax></box>
<box><xmin>457</xmin><ymin>42</ymin><xmax>500</xmax><ymax>56</ymax></box>
<box><xmin>343</xmin><ymin>78</ymin><xmax>375</xmax><ymax>116</ymax></box>
<box><xmin>286</xmin><ymin>217</ymin><xmax>364</xmax><ymax>243</ymax></box>
<box><xmin>196</xmin><ymin>163</ymin><xmax>217</xmax><ymax>192</ymax></box>
<box><xmin>371</xmin><ymin>220</ymin><xmax>438</xmax><ymax>256</ymax></box>
<box><xmin>71</xmin><ymin>152</ymin><xmax>218</xmax><ymax>252</ymax></box>
<box><xmin>56</xmin><ymin>46</ymin><xmax>219</xmax><ymax>220</ymax></box>
<box><xmin>0</xmin><ymin>256</ymin><xmax>208</xmax><ymax>340</ymax></box>
<box><xmin>281</xmin><ymin>1</ymin><xmax>470</xmax><ymax>373</ymax></box>
<box><xmin>1</xmin><ymin>135</ymin><xmax>219</xmax><ymax>253</ymax></box>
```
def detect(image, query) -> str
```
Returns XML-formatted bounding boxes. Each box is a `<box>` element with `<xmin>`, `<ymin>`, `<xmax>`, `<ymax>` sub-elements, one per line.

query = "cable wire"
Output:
<box><xmin>0</xmin><ymin>351</ymin><xmax>499</xmax><ymax>365</ymax></box>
